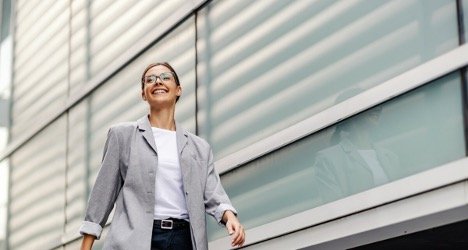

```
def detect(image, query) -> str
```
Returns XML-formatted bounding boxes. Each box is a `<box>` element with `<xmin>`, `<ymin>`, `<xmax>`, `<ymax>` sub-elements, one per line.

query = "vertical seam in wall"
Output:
<box><xmin>460</xmin><ymin>66</ymin><xmax>468</xmax><ymax>157</ymax></box>
<box><xmin>5</xmin><ymin>0</ymin><xmax>15</xmax><ymax>248</ymax></box>
<box><xmin>456</xmin><ymin>0</ymin><xmax>468</xmax><ymax>156</ymax></box>
<box><xmin>84</xmin><ymin>0</ymin><xmax>92</xmax><ymax>202</ymax></box>
<box><xmin>204</xmin><ymin>3</ymin><xmax>212</xmax><ymax>144</ymax></box>
<box><xmin>67</xmin><ymin>0</ymin><xmax>72</xmax><ymax>98</ymax></box>
<box><xmin>6</xmin><ymin>0</ymin><xmax>14</xmax><ymax>144</ymax></box>
<box><xmin>85</xmin><ymin>0</ymin><xmax>91</xmax><ymax>80</ymax></box>
<box><xmin>63</xmin><ymin>0</ymin><xmax>73</xmax><ymax>234</ymax></box>
<box><xmin>194</xmin><ymin>11</ymin><xmax>199</xmax><ymax>135</ymax></box>
<box><xmin>457</xmin><ymin>0</ymin><xmax>466</xmax><ymax>44</ymax></box>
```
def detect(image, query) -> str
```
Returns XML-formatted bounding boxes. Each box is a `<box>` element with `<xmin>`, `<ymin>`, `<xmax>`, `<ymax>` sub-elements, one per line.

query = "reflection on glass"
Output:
<box><xmin>207</xmin><ymin>72</ymin><xmax>464</xmax><ymax>241</ymax></box>
<box><xmin>313</xmin><ymin>89</ymin><xmax>399</xmax><ymax>202</ymax></box>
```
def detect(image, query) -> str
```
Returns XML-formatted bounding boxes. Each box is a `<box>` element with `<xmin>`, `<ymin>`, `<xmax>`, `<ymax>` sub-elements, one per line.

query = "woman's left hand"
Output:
<box><xmin>223</xmin><ymin>210</ymin><xmax>245</xmax><ymax>247</ymax></box>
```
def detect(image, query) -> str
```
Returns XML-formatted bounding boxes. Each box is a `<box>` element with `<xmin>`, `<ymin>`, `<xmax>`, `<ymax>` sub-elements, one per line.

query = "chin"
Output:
<box><xmin>149</xmin><ymin>99</ymin><xmax>175</xmax><ymax>107</ymax></box>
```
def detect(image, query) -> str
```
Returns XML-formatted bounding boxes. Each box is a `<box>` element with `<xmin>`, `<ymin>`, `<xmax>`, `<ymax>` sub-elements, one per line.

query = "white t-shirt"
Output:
<box><xmin>152</xmin><ymin>127</ymin><xmax>189</xmax><ymax>220</ymax></box>
<box><xmin>357</xmin><ymin>149</ymin><xmax>389</xmax><ymax>186</ymax></box>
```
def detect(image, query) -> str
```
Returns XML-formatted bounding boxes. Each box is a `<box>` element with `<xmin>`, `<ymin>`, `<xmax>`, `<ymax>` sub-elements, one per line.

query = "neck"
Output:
<box><xmin>148</xmin><ymin>107</ymin><xmax>176</xmax><ymax>131</ymax></box>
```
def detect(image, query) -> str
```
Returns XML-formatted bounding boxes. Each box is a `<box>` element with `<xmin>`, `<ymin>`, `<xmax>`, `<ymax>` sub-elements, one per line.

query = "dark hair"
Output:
<box><xmin>141</xmin><ymin>62</ymin><xmax>181</xmax><ymax>102</ymax></box>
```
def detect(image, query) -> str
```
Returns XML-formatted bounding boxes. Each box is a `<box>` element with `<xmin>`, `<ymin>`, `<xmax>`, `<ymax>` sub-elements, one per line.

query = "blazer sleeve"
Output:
<box><xmin>203</xmin><ymin>147</ymin><xmax>237</xmax><ymax>223</ymax></box>
<box><xmin>312</xmin><ymin>153</ymin><xmax>345</xmax><ymax>203</ymax></box>
<box><xmin>79</xmin><ymin>127</ymin><xmax>123</xmax><ymax>239</ymax></box>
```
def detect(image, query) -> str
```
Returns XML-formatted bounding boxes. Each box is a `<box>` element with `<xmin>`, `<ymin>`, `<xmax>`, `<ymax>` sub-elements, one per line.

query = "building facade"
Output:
<box><xmin>1</xmin><ymin>0</ymin><xmax>468</xmax><ymax>249</ymax></box>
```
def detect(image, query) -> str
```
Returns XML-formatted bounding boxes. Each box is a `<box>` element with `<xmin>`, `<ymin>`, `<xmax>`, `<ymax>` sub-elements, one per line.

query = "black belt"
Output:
<box><xmin>153</xmin><ymin>218</ymin><xmax>190</xmax><ymax>230</ymax></box>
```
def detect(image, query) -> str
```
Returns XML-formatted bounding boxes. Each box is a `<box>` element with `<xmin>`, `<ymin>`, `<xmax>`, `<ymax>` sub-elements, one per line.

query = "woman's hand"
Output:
<box><xmin>222</xmin><ymin>210</ymin><xmax>245</xmax><ymax>247</ymax></box>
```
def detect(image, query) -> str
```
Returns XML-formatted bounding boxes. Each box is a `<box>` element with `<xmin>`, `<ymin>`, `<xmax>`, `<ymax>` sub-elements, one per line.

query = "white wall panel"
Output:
<box><xmin>8</xmin><ymin>116</ymin><xmax>66</xmax><ymax>250</ymax></box>
<box><xmin>11</xmin><ymin>0</ymin><xmax>69</xmax><ymax>140</ymax></box>
<box><xmin>87</xmin><ymin>0</ymin><xmax>187</xmax><ymax>77</ymax></box>
<box><xmin>65</xmin><ymin>101</ymin><xmax>88</xmax><ymax>235</ymax></box>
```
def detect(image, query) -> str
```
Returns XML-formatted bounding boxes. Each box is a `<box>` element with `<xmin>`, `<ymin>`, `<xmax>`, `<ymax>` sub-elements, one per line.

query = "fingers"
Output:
<box><xmin>227</xmin><ymin>221</ymin><xmax>234</xmax><ymax>235</ymax></box>
<box><xmin>230</xmin><ymin>223</ymin><xmax>245</xmax><ymax>247</ymax></box>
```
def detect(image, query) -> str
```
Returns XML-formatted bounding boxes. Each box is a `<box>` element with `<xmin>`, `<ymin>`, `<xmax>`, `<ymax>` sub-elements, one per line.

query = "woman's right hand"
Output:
<box><xmin>80</xmin><ymin>234</ymin><xmax>96</xmax><ymax>250</ymax></box>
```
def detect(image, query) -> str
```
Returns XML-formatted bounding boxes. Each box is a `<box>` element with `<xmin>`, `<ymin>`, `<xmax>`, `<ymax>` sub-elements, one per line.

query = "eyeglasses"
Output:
<box><xmin>144</xmin><ymin>72</ymin><xmax>174</xmax><ymax>85</ymax></box>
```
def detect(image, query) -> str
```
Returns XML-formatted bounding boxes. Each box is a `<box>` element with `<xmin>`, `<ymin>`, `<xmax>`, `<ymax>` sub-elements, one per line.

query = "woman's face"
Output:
<box><xmin>141</xmin><ymin>65</ymin><xmax>181</xmax><ymax>108</ymax></box>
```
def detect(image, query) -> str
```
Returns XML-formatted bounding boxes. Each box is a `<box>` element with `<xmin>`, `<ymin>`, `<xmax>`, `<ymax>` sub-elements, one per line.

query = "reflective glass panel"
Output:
<box><xmin>208</xmin><ymin>72</ymin><xmax>465</xmax><ymax>240</ymax></box>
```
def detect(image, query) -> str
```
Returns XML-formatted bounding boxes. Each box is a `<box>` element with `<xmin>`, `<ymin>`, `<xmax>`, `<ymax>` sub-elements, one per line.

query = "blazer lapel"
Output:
<box><xmin>175</xmin><ymin>122</ymin><xmax>188</xmax><ymax>155</ymax></box>
<box><xmin>340</xmin><ymin>138</ymin><xmax>372</xmax><ymax>173</ymax></box>
<box><xmin>175</xmin><ymin>123</ymin><xmax>192</xmax><ymax>189</ymax></box>
<box><xmin>137</xmin><ymin>115</ymin><xmax>158</xmax><ymax>154</ymax></box>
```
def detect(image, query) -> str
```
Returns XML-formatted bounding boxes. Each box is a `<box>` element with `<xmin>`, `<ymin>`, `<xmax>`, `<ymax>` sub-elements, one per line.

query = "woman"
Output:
<box><xmin>79</xmin><ymin>62</ymin><xmax>245</xmax><ymax>250</ymax></box>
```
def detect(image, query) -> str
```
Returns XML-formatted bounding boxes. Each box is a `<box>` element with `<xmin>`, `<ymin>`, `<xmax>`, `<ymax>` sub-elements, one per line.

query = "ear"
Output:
<box><xmin>141</xmin><ymin>90</ymin><xmax>146</xmax><ymax>101</ymax></box>
<box><xmin>176</xmin><ymin>85</ymin><xmax>182</xmax><ymax>97</ymax></box>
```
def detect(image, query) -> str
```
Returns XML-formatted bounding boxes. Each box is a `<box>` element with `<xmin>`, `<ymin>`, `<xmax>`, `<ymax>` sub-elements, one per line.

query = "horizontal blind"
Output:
<box><xmin>197</xmin><ymin>0</ymin><xmax>458</xmax><ymax>159</ymax></box>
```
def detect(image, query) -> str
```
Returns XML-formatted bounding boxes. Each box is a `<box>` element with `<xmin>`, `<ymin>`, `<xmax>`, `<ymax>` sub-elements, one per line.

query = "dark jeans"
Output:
<box><xmin>151</xmin><ymin>220</ymin><xmax>193</xmax><ymax>250</ymax></box>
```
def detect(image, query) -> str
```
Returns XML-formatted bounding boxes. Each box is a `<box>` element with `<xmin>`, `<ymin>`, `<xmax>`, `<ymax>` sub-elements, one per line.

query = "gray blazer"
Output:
<box><xmin>313</xmin><ymin>138</ymin><xmax>400</xmax><ymax>203</ymax></box>
<box><xmin>79</xmin><ymin>115</ymin><xmax>236</xmax><ymax>250</ymax></box>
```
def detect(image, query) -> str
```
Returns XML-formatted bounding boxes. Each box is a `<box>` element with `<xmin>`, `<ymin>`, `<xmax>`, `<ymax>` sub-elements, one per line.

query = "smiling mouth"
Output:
<box><xmin>152</xmin><ymin>89</ymin><xmax>168</xmax><ymax>94</ymax></box>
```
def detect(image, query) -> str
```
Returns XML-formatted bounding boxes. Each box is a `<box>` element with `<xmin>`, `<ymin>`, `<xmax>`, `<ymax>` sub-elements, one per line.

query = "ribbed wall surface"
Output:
<box><xmin>65</xmin><ymin>101</ymin><xmax>87</xmax><ymax>235</ymax></box>
<box><xmin>11</xmin><ymin>0</ymin><xmax>69</xmax><ymax>139</ymax></box>
<box><xmin>197</xmin><ymin>0</ymin><xmax>458</xmax><ymax>158</ymax></box>
<box><xmin>9</xmin><ymin>117</ymin><xmax>66</xmax><ymax>250</ymax></box>
<box><xmin>4</xmin><ymin>0</ymin><xmax>467</xmax><ymax>249</ymax></box>
<box><xmin>8</xmin><ymin>1</ymin><xmax>195</xmax><ymax>249</ymax></box>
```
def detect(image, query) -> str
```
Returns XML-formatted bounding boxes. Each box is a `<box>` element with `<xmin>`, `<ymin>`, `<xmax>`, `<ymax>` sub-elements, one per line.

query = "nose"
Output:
<box><xmin>155</xmin><ymin>77</ymin><xmax>164</xmax><ymax>85</ymax></box>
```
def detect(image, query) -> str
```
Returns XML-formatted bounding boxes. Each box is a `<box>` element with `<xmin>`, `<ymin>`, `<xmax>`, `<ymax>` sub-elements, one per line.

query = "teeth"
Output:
<box><xmin>153</xmin><ymin>89</ymin><xmax>166</xmax><ymax>94</ymax></box>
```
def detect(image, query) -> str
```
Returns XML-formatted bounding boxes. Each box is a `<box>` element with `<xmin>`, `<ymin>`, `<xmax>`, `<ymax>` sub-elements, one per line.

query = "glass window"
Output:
<box><xmin>197</xmin><ymin>0</ymin><xmax>459</xmax><ymax>159</ymax></box>
<box><xmin>207</xmin><ymin>72</ymin><xmax>465</xmax><ymax>240</ymax></box>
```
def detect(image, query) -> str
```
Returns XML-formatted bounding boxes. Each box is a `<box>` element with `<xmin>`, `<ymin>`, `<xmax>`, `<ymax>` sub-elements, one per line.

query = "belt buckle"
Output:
<box><xmin>161</xmin><ymin>219</ymin><xmax>173</xmax><ymax>229</ymax></box>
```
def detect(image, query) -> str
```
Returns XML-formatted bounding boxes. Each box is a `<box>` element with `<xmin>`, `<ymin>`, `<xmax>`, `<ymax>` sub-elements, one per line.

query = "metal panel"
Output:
<box><xmin>11</xmin><ymin>0</ymin><xmax>69</xmax><ymax>140</ymax></box>
<box><xmin>8</xmin><ymin>116</ymin><xmax>66</xmax><ymax>250</ymax></box>
<box><xmin>64</xmin><ymin>101</ymin><xmax>87</xmax><ymax>235</ymax></box>
<box><xmin>0</xmin><ymin>159</ymin><xmax>9</xmax><ymax>250</ymax></box>
<box><xmin>69</xmin><ymin>0</ymin><xmax>88</xmax><ymax>97</ymax></box>
<box><xmin>87</xmin><ymin>0</ymin><xmax>188</xmax><ymax>78</ymax></box>
<box><xmin>0</xmin><ymin>0</ymin><xmax>201</xmax><ymax>162</ymax></box>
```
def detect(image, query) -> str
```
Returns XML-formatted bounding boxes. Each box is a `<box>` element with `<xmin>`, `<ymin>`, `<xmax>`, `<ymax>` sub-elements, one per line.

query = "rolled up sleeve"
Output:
<box><xmin>204</xmin><ymin>147</ymin><xmax>238</xmax><ymax>223</ymax></box>
<box><xmin>79</xmin><ymin>127</ymin><xmax>123</xmax><ymax>240</ymax></box>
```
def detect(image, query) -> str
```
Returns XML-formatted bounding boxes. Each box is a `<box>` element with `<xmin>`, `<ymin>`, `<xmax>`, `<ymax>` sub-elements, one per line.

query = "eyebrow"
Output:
<box><xmin>145</xmin><ymin>72</ymin><xmax>172</xmax><ymax>77</ymax></box>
